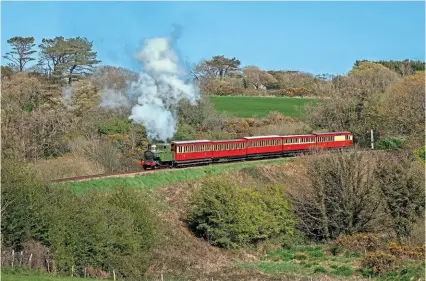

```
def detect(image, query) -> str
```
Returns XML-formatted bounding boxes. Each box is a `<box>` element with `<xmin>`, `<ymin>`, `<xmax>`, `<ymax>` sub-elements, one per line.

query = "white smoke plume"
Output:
<box><xmin>99</xmin><ymin>88</ymin><xmax>131</xmax><ymax>109</ymax></box>
<box><xmin>128</xmin><ymin>36</ymin><xmax>200</xmax><ymax>142</ymax></box>
<box><xmin>61</xmin><ymin>86</ymin><xmax>73</xmax><ymax>108</ymax></box>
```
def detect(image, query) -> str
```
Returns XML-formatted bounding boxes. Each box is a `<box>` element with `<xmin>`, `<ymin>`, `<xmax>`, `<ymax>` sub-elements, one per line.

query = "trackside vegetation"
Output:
<box><xmin>1</xmin><ymin>159</ymin><xmax>157</xmax><ymax>280</ymax></box>
<box><xmin>188</xmin><ymin>177</ymin><xmax>297</xmax><ymax>249</ymax></box>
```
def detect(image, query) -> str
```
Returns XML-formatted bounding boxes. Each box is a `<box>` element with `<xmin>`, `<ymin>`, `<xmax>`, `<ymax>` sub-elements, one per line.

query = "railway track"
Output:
<box><xmin>51</xmin><ymin>155</ymin><xmax>298</xmax><ymax>184</ymax></box>
<box><xmin>52</xmin><ymin>147</ymin><xmax>380</xmax><ymax>184</ymax></box>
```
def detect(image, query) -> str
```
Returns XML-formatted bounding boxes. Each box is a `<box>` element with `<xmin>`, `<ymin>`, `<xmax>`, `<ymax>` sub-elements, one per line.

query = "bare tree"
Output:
<box><xmin>242</xmin><ymin>66</ymin><xmax>277</xmax><ymax>89</ymax></box>
<box><xmin>286</xmin><ymin>149</ymin><xmax>384</xmax><ymax>240</ymax></box>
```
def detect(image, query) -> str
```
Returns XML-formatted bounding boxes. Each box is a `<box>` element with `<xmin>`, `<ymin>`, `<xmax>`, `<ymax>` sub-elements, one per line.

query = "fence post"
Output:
<box><xmin>113</xmin><ymin>269</ymin><xmax>116</xmax><ymax>281</ymax></box>
<box><xmin>29</xmin><ymin>253</ymin><xmax>33</xmax><ymax>268</ymax></box>
<box><xmin>19</xmin><ymin>251</ymin><xmax>23</xmax><ymax>266</ymax></box>
<box><xmin>71</xmin><ymin>265</ymin><xmax>74</xmax><ymax>277</ymax></box>
<box><xmin>11</xmin><ymin>250</ymin><xmax>14</xmax><ymax>268</ymax></box>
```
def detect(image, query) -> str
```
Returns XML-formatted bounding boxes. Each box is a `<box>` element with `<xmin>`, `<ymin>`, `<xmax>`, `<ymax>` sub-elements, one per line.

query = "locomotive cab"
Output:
<box><xmin>139</xmin><ymin>143</ymin><xmax>175</xmax><ymax>170</ymax></box>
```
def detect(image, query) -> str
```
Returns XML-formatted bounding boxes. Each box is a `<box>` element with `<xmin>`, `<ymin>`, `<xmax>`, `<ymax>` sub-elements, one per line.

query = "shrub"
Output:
<box><xmin>387</xmin><ymin>242</ymin><xmax>425</xmax><ymax>261</ymax></box>
<box><xmin>1</xmin><ymin>160</ymin><xmax>157</xmax><ymax>279</ymax></box>
<box><xmin>287</xmin><ymin>150</ymin><xmax>384</xmax><ymax>241</ymax></box>
<box><xmin>329</xmin><ymin>233</ymin><xmax>381</xmax><ymax>255</ymax></box>
<box><xmin>361</xmin><ymin>251</ymin><xmax>396</xmax><ymax>275</ymax></box>
<box><xmin>188</xmin><ymin>177</ymin><xmax>296</xmax><ymax>249</ymax></box>
<box><xmin>98</xmin><ymin>117</ymin><xmax>131</xmax><ymax>135</ymax></box>
<box><xmin>375</xmin><ymin>137</ymin><xmax>405</xmax><ymax>150</ymax></box>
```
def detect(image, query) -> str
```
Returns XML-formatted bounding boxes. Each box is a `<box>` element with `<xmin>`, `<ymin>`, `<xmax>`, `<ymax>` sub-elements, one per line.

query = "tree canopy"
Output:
<box><xmin>3</xmin><ymin>37</ymin><xmax>37</xmax><ymax>72</ymax></box>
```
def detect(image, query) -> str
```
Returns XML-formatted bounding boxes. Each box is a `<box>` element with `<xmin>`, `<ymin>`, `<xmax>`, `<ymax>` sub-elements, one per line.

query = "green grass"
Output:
<box><xmin>237</xmin><ymin>244</ymin><xmax>359</xmax><ymax>277</ymax></box>
<box><xmin>237</xmin><ymin>245</ymin><xmax>425</xmax><ymax>280</ymax></box>
<box><xmin>1</xmin><ymin>268</ymin><xmax>92</xmax><ymax>281</ymax></box>
<box><xmin>209</xmin><ymin>96</ymin><xmax>317</xmax><ymax>118</ymax></box>
<box><xmin>2</xmin><ymin>274</ymin><xmax>89</xmax><ymax>281</ymax></box>
<box><xmin>58</xmin><ymin>158</ymin><xmax>290</xmax><ymax>195</ymax></box>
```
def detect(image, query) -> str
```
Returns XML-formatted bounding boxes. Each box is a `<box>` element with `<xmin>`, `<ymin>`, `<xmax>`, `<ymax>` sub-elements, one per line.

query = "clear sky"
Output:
<box><xmin>1</xmin><ymin>1</ymin><xmax>425</xmax><ymax>75</ymax></box>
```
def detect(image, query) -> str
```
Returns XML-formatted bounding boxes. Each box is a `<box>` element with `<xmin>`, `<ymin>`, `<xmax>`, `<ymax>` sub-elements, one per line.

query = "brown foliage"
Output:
<box><xmin>378</xmin><ymin>71</ymin><xmax>425</xmax><ymax>147</ymax></box>
<box><xmin>85</xmin><ymin>266</ymin><xmax>110</xmax><ymax>279</ymax></box>
<box><xmin>90</xmin><ymin>65</ymin><xmax>138</xmax><ymax>91</ymax></box>
<box><xmin>361</xmin><ymin>251</ymin><xmax>396</xmax><ymax>274</ymax></box>
<box><xmin>243</xmin><ymin>66</ymin><xmax>277</xmax><ymax>90</ymax></box>
<box><xmin>304</xmin><ymin>62</ymin><xmax>401</xmax><ymax>145</ymax></box>
<box><xmin>223</xmin><ymin>118</ymin><xmax>250</xmax><ymax>137</ymax></box>
<box><xmin>329</xmin><ymin>233</ymin><xmax>382</xmax><ymax>254</ymax></box>
<box><xmin>387</xmin><ymin>242</ymin><xmax>425</xmax><ymax>261</ymax></box>
<box><xmin>200</xmin><ymin>77</ymin><xmax>244</xmax><ymax>96</ymax></box>
<box><xmin>286</xmin><ymin>150</ymin><xmax>385</xmax><ymax>240</ymax></box>
<box><xmin>1</xmin><ymin>240</ymin><xmax>51</xmax><ymax>271</ymax></box>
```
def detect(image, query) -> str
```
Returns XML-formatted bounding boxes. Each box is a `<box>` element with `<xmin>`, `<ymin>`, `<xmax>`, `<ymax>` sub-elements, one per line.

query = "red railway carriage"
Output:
<box><xmin>243</xmin><ymin>135</ymin><xmax>283</xmax><ymax>157</ymax></box>
<box><xmin>211</xmin><ymin>139</ymin><xmax>247</xmax><ymax>160</ymax></box>
<box><xmin>315</xmin><ymin>131</ymin><xmax>353</xmax><ymax>150</ymax></box>
<box><xmin>282</xmin><ymin>134</ymin><xmax>317</xmax><ymax>153</ymax></box>
<box><xmin>172</xmin><ymin>140</ymin><xmax>212</xmax><ymax>164</ymax></box>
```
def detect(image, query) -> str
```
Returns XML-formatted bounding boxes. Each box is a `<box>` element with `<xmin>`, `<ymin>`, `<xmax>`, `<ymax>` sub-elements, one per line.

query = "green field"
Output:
<box><xmin>209</xmin><ymin>96</ymin><xmax>317</xmax><ymax>118</ymax></box>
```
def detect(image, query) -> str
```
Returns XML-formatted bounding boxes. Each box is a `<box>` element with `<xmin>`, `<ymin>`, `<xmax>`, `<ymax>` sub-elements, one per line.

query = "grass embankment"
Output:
<box><xmin>209</xmin><ymin>96</ymin><xmax>317</xmax><ymax>118</ymax></box>
<box><xmin>1</xmin><ymin>268</ymin><xmax>88</xmax><ymax>281</ymax></box>
<box><xmin>236</xmin><ymin>245</ymin><xmax>425</xmax><ymax>281</ymax></box>
<box><xmin>58</xmin><ymin>158</ymin><xmax>290</xmax><ymax>195</ymax></box>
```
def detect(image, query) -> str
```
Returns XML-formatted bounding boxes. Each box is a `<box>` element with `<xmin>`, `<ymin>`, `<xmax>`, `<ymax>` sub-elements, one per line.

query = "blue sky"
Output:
<box><xmin>1</xmin><ymin>1</ymin><xmax>425</xmax><ymax>75</ymax></box>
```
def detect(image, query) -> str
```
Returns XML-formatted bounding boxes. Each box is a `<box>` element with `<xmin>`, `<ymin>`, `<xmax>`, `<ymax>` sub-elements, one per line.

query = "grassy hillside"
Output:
<box><xmin>209</xmin><ymin>96</ymin><xmax>317</xmax><ymax>118</ymax></box>
<box><xmin>58</xmin><ymin>158</ymin><xmax>291</xmax><ymax>195</ymax></box>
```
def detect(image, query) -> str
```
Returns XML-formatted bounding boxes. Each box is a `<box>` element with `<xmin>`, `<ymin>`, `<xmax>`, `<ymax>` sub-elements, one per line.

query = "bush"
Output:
<box><xmin>387</xmin><ymin>242</ymin><xmax>425</xmax><ymax>261</ymax></box>
<box><xmin>98</xmin><ymin>117</ymin><xmax>131</xmax><ymax>135</ymax></box>
<box><xmin>188</xmin><ymin>177</ymin><xmax>296</xmax><ymax>249</ymax></box>
<box><xmin>375</xmin><ymin>137</ymin><xmax>405</xmax><ymax>150</ymax></box>
<box><xmin>1</xmin><ymin>160</ymin><xmax>157</xmax><ymax>279</ymax></box>
<box><xmin>329</xmin><ymin>233</ymin><xmax>381</xmax><ymax>255</ymax></box>
<box><xmin>361</xmin><ymin>251</ymin><xmax>396</xmax><ymax>275</ymax></box>
<box><xmin>287</xmin><ymin>150</ymin><xmax>384</xmax><ymax>241</ymax></box>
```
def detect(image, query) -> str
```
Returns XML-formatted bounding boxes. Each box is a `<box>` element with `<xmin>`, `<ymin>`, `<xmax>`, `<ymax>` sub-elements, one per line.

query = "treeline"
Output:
<box><xmin>2</xmin><ymin>36</ymin><xmax>100</xmax><ymax>84</ymax></box>
<box><xmin>355</xmin><ymin>59</ymin><xmax>425</xmax><ymax>76</ymax></box>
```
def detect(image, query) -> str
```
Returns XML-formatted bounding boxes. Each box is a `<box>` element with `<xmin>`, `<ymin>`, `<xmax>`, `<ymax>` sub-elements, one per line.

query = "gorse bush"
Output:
<box><xmin>1</xmin><ymin>159</ymin><xmax>157</xmax><ymax>280</ymax></box>
<box><xmin>188</xmin><ymin>177</ymin><xmax>296</xmax><ymax>249</ymax></box>
<box><xmin>329</xmin><ymin>233</ymin><xmax>382</xmax><ymax>255</ymax></box>
<box><xmin>361</xmin><ymin>251</ymin><xmax>396</xmax><ymax>275</ymax></box>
